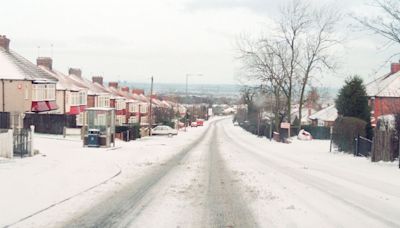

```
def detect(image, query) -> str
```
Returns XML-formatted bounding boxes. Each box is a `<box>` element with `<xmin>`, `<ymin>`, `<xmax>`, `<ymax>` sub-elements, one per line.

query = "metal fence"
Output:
<box><xmin>355</xmin><ymin>135</ymin><xmax>372</xmax><ymax>157</ymax></box>
<box><xmin>13</xmin><ymin>128</ymin><xmax>32</xmax><ymax>157</ymax></box>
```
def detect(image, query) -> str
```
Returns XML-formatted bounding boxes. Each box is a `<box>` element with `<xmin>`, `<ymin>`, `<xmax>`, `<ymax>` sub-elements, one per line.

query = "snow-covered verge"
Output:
<box><xmin>219</xmin><ymin>119</ymin><xmax>400</xmax><ymax>227</ymax></box>
<box><xmin>0</xmin><ymin>118</ymin><xmax>220</xmax><ymax>228</ymax></box>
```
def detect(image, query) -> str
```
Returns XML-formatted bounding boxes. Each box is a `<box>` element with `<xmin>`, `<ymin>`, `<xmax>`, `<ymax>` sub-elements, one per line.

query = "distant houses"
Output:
<box><xmin>0</xmin><ymin>35</ymin><xmax>185</xmax><ymax>132</ymax></box>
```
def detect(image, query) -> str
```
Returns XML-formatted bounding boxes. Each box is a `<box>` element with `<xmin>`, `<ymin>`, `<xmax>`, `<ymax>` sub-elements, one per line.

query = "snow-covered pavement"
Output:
<box><xmin>0</xmin><ymin>119</ymin><xmax>216</xmax><ymax>228</ymax></box>
<box><xmin>2</xmin><ymin>117</ymin><xmax>400</xmax><ymax>227</ymax></box>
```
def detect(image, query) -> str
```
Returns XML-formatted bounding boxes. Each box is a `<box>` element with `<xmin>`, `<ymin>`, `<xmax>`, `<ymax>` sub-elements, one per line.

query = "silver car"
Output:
<box><xmin>151</xmin><ymin>125</ymin><xmax>178</xmax><ymax>136</ymax></box>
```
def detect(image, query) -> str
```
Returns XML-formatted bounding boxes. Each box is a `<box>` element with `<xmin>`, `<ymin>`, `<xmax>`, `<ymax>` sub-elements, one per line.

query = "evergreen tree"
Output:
<box><xmin>335</xmin><ymin>76</ymin><xmax>372</xmax><ymax>138</ymax></box>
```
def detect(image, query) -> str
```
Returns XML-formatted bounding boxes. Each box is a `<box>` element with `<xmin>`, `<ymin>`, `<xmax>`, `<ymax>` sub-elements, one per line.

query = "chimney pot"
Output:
<box><xmin>391</xmin><ymin>63</ymin><xmax>400</xmax><ymax>74</ymax></box>
<box><xmin>0</xmin><ymin>35</ymin><xmax>10</xmax><ymax>51</ymax></box>
<box><xmin>132</xmin><ymin>89</ymin><xmax>145</xmax><ymax>95</ymax></box>
<box><xmin>108</xmin><ymin>82</ymin><xmax>118</xmax><ymax>88</ymax></box>
<box><xmin>68</xmin><ymin>68</ymin><xmax>82</xmax><ymax>77</ymax></box>
<box><xmin>92</xmin><ymin>76</ymin><xmax>103</xmax><ymax>85</ymax></box>
<box><xmin>37</xmin><ymin>57</ymin><xmax>53</xmax><ymax>70</ymax></box>
<box><xmin>121</xmin><ymin>86</ymin><xmax>129</xmax><ymax>92</ymax></box>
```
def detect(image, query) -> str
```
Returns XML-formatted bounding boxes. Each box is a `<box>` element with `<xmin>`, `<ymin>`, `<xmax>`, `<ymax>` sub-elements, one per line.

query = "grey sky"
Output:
<box><xmin>0</xmin><ymin>0</ymin><xmax>398</xmax><ymax>87</ymax></box>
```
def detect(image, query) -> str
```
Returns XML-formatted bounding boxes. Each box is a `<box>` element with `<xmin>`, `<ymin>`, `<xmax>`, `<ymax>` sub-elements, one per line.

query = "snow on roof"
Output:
<box><xmin>38</xmin><ymin>66</ymin><xmax>83</xmax><ymax>91</ymax></box>
<box><xmin>366</xmin><ymin>71</ymin><xmax>400</xmax><ymax>97</ymax></box>
<box><xmin>0</xmin><ymin>47</ymin><xmax>57</xmax><ymax>83</ymax></box>
<box><xmin>309</xmin><ymin>105</ymin><xmax>338</xmax><ymax>122</ymax></box>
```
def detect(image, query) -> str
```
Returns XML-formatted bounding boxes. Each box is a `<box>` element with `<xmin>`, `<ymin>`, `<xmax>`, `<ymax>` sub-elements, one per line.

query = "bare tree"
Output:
<box><xmin>296</xmin><ymin>5</ymin><xmax>341</xmax><ymax>130</ymax></box>
<box><xmin>355</xmin><ymin>0</ymin><xmax>400</xmax><ymax>46</ymax></box>
<box><xmin>237</xmin><ymin>0</ymin><xmax>340</xmax><ymax>134</ymax></box>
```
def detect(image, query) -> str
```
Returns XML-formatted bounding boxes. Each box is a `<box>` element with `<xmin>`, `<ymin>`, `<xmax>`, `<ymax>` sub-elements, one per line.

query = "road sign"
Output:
<box><xmin>280</xmin><ymin>122</ymin><xmax>290</xmax><ymax>129</ymax></box>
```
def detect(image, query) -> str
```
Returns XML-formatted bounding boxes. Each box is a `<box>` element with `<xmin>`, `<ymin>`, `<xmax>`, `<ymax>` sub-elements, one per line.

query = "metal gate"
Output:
<box><xmin>13</xmin><ymin>128</ymin><xmax>31</xmax><ymax>157</ymax></box>
<box><xmin>355</xmin><ymin>135</ymin><xmax>372</xmax><ymax>157</ymax></box>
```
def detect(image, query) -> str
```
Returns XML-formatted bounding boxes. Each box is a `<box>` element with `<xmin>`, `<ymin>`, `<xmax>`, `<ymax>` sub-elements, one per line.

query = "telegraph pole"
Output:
<box><xmin>149</xmin><ymin>76</ymin><xmax>154</xmax><ymax>136</ymax></box>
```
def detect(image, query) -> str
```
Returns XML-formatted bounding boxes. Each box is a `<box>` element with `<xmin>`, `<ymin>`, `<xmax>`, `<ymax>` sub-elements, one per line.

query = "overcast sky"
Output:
<box><xmin>1</xmin><ymin>0</ymin><xmax>398</xmax><ymax>87</ymax></box>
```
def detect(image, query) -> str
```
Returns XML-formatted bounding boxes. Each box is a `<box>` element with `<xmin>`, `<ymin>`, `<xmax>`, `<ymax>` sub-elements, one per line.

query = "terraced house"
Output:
<box><xmin>36</xmin><ymin>57</ymin><xmax>87</xmax><ymax>116</ymax></box>
<box><xmin>0</xmin><ymin>35</ymin><xmax>58</xmax><ymax>114</ymax></box>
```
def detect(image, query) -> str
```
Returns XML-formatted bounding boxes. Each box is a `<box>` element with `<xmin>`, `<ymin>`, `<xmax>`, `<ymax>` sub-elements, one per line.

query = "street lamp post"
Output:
<box><xmin>185</xmin><ymin>73</ymin><xmax>202</xmax><ymax>131</ymax></box>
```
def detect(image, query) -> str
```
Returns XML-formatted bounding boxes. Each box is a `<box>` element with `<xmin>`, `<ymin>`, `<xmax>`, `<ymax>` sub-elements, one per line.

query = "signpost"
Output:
<box><xmin>280</xmin><ymin>122</ymin><xmax>291</xmax><ymax>139</ymax></box>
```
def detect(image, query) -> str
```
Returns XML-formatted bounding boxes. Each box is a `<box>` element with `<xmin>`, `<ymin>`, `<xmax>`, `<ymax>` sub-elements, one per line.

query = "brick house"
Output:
<box><xmin>103</xmin><ymin>82</ymin><xmax>128</xmax><ymax>126</ymax></box>
<box><xmin>0</xmin><ymin>35</ymin><xmax>58</xmax><ymax>114</ymax></box>
<box><xmin>366</xmin><ymin>62</ymin><xmax>400</xmax><ymax>126</ymax></box>
<box><xmin>36</xmin><ymin>57</ymin><xmax>87</xmax><ymax>116</ymax></box>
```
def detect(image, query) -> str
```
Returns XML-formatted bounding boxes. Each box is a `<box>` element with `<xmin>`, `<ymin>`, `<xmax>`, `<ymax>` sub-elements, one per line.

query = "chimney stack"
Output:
<box><xmin>109</xmin><ymin>82</ymin><xmax>118</xmax><ymax>88</ymax></box>
<box><xmin>92</xmin><ymin>76</ymin><xmax>103</xmax><ymax>85</ymax></box>
<box><xmin>131</xmin><ymin>89</ymin><xmax>144</xmax><ymax>95</ymax></box>
<box><xmin>0</xmin><ymin>35</ymin><xmax>10</xmax><ymax>51</ymax></box>
<box><xmin>68</xmin><ymin>68</ymin><xmax>82</xmax><ymax>77</ymax></box>
<box><xmin>391</xmin><ymin>62</ymin><xmax>400</xmax><ymax>74</ymax></box>
<box><xmin>37</xmin><ymin>57</ymin><xmax>53</xmax><ymax>70</ymax></box>
<box><xmin>121</xmin><ymin>86</ymin><xmax>130</xmax><ymax>92</ymax></box>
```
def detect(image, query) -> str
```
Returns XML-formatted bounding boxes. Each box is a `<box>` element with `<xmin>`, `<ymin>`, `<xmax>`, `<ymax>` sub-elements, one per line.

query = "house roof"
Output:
<box><xmin>67</xmin><ymin>74</ymin><xmax>107</xmax><ymax>96</ymax></box>
<box><xmin>309</xmin><ymin>105</ymin><xmax>337</xmax><ymax>122</ymax></box>
<box><xmin>38</xmin><ymin>66</ymin><xmax>83</xmax><ymax>91</ymax></box>
<box><xmin>366</xmin><ymin>71</ymin><xmax>400</xmax><ymax>97</ymax></box>
<box><xmin>0</xmin><ymin>47</ymin><xmax>57</xmax><ymax>83</ymax></box>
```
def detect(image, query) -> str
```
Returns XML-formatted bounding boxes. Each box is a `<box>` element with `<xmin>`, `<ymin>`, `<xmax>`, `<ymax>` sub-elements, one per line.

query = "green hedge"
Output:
<box><xmin>333</xmin><ymin>117</ymin><xmax>367</xmax><ymax>153</ymax></box>
<box><xmin>302</xmin><ymin>125</ymin><xmax>331</xmax><ymax>140</ymax></box>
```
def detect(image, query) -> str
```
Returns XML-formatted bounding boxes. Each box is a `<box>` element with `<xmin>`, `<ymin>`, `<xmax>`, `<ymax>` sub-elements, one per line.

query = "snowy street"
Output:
<box><xmin>2</xmin><ymin>117</ymin><xmax>400</xmax><ymax>227</ymax></box>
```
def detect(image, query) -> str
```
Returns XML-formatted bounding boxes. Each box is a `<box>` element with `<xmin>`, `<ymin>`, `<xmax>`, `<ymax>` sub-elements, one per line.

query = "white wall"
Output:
<box><xmin>0</xmin><ymin>129</ymin><xmax>13</xmax><ymax>158</ymax></box>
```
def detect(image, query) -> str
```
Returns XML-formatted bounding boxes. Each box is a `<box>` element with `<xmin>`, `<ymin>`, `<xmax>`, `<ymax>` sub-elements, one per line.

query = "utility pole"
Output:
<box><xmin>148</xmin><ymin>76</ymin><xmax>154</xmax><ymax>136</ymax></box>
<box><xmin>185</xmin><ymin>74</ymin><xmax>188</xmax><ymax>131</ymax></box>
<box><xmin>185</xmin><ymin>73</ymin><xmax>202</xmax><ymax>131</ymax></box>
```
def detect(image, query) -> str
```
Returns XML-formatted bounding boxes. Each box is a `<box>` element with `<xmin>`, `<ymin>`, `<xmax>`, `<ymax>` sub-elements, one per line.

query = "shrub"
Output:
<box><xmin>302</xmin><ymin>125</ymin><xmax>331</xmax><ymax>140</ymax></box>
<box><xmin>333</xmin><ymin>117</ymin><xmax>367</xmax><ymax>153</ymax></box>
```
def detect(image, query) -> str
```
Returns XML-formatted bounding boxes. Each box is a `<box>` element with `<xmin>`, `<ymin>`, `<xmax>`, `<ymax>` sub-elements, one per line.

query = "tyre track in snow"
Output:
<box><xmin>220</xmin><ymin>121</ymin><xmax>400</xmax><ymax>228</ymax></box>
<box><xmin>204</xmin><ymin>125</ymin><xmax>257</xmax><ymax>227</ymax></box>
<box><xmin>64</xmin><ymin>120</ymin><xmax>221</xmax><ymax>228</ymax></box>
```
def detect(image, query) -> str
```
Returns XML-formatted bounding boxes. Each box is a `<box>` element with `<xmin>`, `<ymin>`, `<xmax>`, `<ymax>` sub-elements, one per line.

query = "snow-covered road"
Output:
<box><xmin>4</xmin><ymin>117</ymin><xmax>400</xmax><ymax>227</ymax></box>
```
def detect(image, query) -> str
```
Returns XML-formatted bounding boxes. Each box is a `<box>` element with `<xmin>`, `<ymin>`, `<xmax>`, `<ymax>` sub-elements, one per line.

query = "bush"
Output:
<box><xmin>333</xmin><ymin>117</ymin><xmax>367</xmax><ymax>153</ymax></box>
<box><xmin>116</xmin><ymin>125</ymin><xmax>141</xmax><ymax>140</ymax></box>
<box><xmin>302</xmin><ymin>125</ymin><xmax>331</xmax><ymax>140</ymax></box>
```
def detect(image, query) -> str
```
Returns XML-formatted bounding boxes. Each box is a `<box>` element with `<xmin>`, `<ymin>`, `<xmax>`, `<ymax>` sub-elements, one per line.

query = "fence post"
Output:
<box><xmin>329</xmin><ymin>126</ymin><xmax>333</xmax><ymax>152</ymax></box>
<box><xmin>29</xmin><ymin>125</ymin><xmax>35</xmax><ymax>156</ymax></box>
<box><xmin>355</xmin><ymin>134</ymin><xmax>359</xmax><ymax>156</ymax></box>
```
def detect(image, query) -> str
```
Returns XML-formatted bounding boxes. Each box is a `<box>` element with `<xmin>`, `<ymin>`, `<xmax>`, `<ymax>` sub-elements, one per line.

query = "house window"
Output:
<box><xmin>78</xmin><ymin>91</ymin><xmax>87</xmax><ymax>105</ymax></box>
<box><xmin>116</xmin><ymin>100</ymin><xmax>125</xmax><ymax>110</ymax></box>
<box><xmin>32</xmin><ymin>84</ymin><xmax>46</xmax><ymax>101</ymax></box>
<box><xmin>140</xmin><ymin>104</ymin><xmax>148</xmax><ymax>114</ymax></box>
<box><xmin>45</xmin><ymin>84</ymin><xmax>56</xmax><ymax>100</ymax></box>
<box><xmin>116</xmin><ymin>115</ymin><xmax>125</xmax><ymax>125</ymax></box>
<box><xmin>76</xmin><ymin>112</ymin><xmax>86</xmax><ymax>126</ymax></box>
<box><xmin>129</xmin><ymin>103</ymin><xmax>139</xmax><ymax>113</ymax></box>
<box><xmin>96</xmin><ymin>95</ymin><xmax>110</xmax><ymax>108</ymax></box>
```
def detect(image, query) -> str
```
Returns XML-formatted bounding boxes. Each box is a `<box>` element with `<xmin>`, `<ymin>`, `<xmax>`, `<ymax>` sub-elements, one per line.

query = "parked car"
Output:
<box><xmin>196</xmin><ymin>119</ymin><xmax>204</xmax><ymax>126</ymax></box>
<box><xmin>151</xmin><ymin>125</ymin><xmax>178</xmax><ymax>136</ymax></box>
<box><xmin>297</xmin><ymin>129</ymin><xmax>312</xmax><ymax>141</ymax></box>
<box><xmin>191</xmin><ymin>122</ymin><xmax>198</xmax><ymax>127</ymax></box>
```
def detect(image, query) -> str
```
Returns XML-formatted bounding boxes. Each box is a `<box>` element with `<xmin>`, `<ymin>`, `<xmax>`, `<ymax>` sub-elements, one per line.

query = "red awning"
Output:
<box><xmin>31</xmin><ymin>101</ymin><xmax>50</xmax><ymax>112</ymax></box>
<box><xmin>46</xmin><ymin>101</ymin><xmax>59</xmax><ymax>111</ymax></box>
<box><xmin>80</xmin><ymin>105</ymin><xmax>86</xmax><ymax>112</ymax></box>
<box><xmin>69</xmin><ymin>106</ymin><xmax>80</xmax><ymax>115</ymax></box>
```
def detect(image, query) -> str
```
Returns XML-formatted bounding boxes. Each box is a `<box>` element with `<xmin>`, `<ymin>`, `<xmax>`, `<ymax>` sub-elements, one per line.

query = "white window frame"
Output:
<box><xmin>140</xmin><ymin>103</ymin><xmax>148</xmax><ymax>114</ymax></box>
<box><xmin>96</xmin><ymin>95</ymin><xmax>110</xmax><ymax>108</ymax></box>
